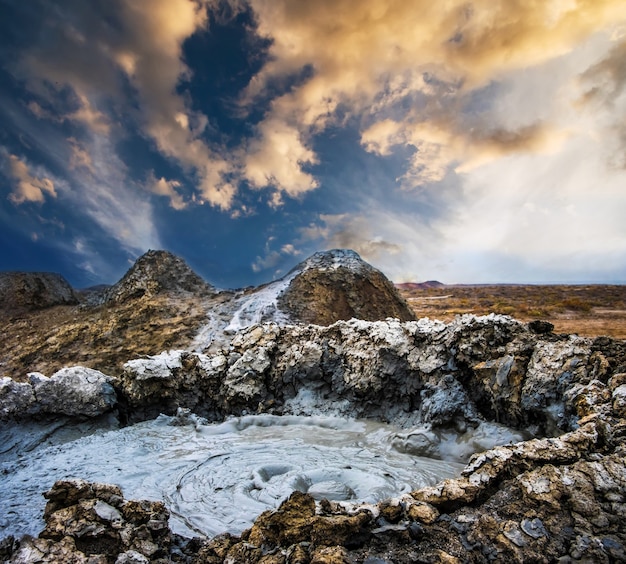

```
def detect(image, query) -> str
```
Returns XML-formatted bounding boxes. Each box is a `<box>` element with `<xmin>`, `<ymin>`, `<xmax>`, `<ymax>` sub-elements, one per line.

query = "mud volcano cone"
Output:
<box><xmin>277</xmin><ymin>249</ymin><xmax>416</xmax><ymax>325</ymax></box>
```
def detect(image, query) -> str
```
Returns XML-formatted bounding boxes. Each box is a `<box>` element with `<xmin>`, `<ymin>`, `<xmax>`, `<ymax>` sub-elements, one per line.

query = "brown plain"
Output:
<box><xmin>397</xmin><ymin>284</ymin><xmax>626</xmax><ymax>340</ymax></box>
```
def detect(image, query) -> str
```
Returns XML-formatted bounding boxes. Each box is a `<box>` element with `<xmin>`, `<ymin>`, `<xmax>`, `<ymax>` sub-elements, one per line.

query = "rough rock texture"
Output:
<box><xmin>5</xmin><ymin>409</ymin><xmax>625</xmax><ymax>563</ymax></box>
<box><xmin>0</xmin><ymin>272</ymin><xmax>78</xmax><ymax>313</ymax></box>
<box><xmin>117</xmin><ymin>314</ymin><xmax>622</xmax><ymax>438</ymax></box>
<box><xmin>104</xmin><ymin>250</ymin><xmax>215</xmax><ymax>304</ymax></box>
<box><xmin>0</xmin><ymin>367</ymin><xmax>116</xmax><ymax>420</ymax></box>
<box><xmin>2</xmin><ymin>479</ymin><xmax>181</xmax><ymax>563</ymax></box>
<box><xmin>0</xmin><ymin>249</ymin><xmax>419</xmax><ymax>381</ymax></box>
<box><xmin>277</xmin><ymin>250</ymin><xmax>416</xmax><ymax>325</ymax></box>
<box><xmin>0</xmin><ymin>289</ymin><xmax>214</xmax><ymax>383</ymax></box>
<box><xmin>2</xmin><ymin>314</ymin><xmax>626</xmax><ymax>562</ymax></box>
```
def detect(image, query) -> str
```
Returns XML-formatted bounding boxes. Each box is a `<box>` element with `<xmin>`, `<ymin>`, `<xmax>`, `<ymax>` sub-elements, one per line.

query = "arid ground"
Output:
<box><xmin>397</xmin><ymin>284</ymin><xmax>626</xmax><ymax>339</ymax></box>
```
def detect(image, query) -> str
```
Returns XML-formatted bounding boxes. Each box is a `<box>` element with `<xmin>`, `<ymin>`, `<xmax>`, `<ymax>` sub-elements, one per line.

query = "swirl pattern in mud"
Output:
<box><xmin>0</xmin><ymin>414</ymin><xmax>464</xmax><ymax>538</ymax></box>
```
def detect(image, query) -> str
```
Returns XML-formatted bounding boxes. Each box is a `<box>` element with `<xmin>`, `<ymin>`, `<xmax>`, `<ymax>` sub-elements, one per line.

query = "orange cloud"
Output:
<box><xmin>148</xmin><ymin>176</ymin><xmax>187</xmax><ymax>210</ymax></box>
<box><xmin>6</xmin><ymin>154</ymin><xmax>57</xmax><ymax>205</ymax></box>
<box><xmin>242</xmin><ymin>0</ymin><xmax>626</xmax><ymax>191</ymax></box>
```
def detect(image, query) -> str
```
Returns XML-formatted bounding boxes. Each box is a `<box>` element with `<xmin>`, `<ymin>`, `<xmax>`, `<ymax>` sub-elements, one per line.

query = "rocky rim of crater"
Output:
<box><xmin>1</xmin><ymin>313</ymin><xmax>626</xmax><ymax>562</ymax></box>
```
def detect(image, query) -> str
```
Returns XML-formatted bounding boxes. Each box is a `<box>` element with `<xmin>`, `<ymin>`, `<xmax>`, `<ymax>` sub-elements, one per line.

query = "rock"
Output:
<box><xmin>378</xmin><ymin>501</ymin><xmax>405</xmax><ymax>525</ymax></box>
<box><xmin>113</xmin><ymin>313</ymin><xmax>623</xmax><ymax>437</ymax></box>
<box><xmin>29</xmin><ymin>367</ymin><xmax>117</xmax><ymax>417</ymax></box>
<box><xmin>104</xmin><ymin>250</ymin><xmax>215</xmax><ymax>304</ymax></box>
<box><xmin>527</xmin><ymin>320</ymin><xmax>554</xmax><ymax>334</ymax></box>
<box><xmin>521</xmin><ymin>337</ymin><xmax>591</xmax><ymax>434</ymax></box>
<box><xmin>0</xmin><ymin>378</ymin><xmax>35</xmax><ymax>419</ymax></box>
<box><xmin>0</xmin><ymin>367</ymin><xmax>116</xmax><ymax>420</ymax></box>
<box><xmin>4</xmin><ymin>480</ymin><xmax>174</xmax><ymax>563</ymax></box>
<box><xmin>406</xmin><ymin>501</ymin><xmax>439</xmax><ymax>524</ymax></box>
<box><xmin>277</xmin><ymin>250</ymin><xmax>416</xmax><ymax>325</ymax></box>
<box><xmin>246</xmin><ymin>491</ymin><xmax>372</xmax><ymax>553</ymax></box>
<box><xmin>612</xmin><ymin>384</ymin><xmax>626</xmax><ymax>418</ymax></box>
<box><xmin>0</xmin><ymin>272</ymin><xmax>78</xmax><ymax>313</ymax></box>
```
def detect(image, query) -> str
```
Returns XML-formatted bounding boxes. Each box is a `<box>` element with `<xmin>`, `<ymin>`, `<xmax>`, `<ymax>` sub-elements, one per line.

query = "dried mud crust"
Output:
<box><xmin>0</xmin><ymin>293</ymin><xmax>211</xmax><ymax>382</ymax></box>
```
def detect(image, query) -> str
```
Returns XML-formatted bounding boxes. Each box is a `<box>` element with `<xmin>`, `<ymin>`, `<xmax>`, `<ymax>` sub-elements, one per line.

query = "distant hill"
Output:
<box><xmin>0</xmin><ymin>248</ymin><xmax>417</xmax><ymax>380</ymax></box>
<box><xmin>395</xmin><ymin>281</ymin><xmax>445</xmax><ymax>290</ymax></box>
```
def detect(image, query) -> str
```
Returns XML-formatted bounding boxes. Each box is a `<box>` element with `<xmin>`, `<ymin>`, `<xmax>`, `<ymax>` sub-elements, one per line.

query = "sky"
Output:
<box><xmin>1</xmin><ymin>0</ymin><xmax>625</xmax><ymax>289</ymax></box>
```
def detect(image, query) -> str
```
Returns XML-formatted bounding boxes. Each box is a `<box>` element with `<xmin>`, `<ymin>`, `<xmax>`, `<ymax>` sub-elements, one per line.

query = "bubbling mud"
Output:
<box><xmin>0</xmin><ymin>414</ymin><xmax>467</xmax><ymax>539</ymax></box>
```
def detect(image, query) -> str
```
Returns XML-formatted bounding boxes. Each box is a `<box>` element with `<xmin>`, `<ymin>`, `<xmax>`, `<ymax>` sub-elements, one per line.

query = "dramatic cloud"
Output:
<box><xmin>67</xmin><ymin>138</ymin><xmax>95</xmax><ymax>173</ymax></box>
<box><xmin>301</xmin><ymin>214</ymin><xmax>400</xmax><ymax>259</ymax></box>
<box><xmin>244</xmin><ymin>118</ymin><xmax>319</xmax><ymax>199</ymax></box>
<box><xmin>5</xmin><ymin>154</ymin><xmax>57</xmax><ymax>204</ymax></box>
<box><xmin>578</xmin><ymin>38</ymin><xmax>626</xmax><ymax>167</ymax></box>
<box><xmin>1</xmin><ymin>0</ymin><xmax>625</xmax><ymax>285</ymax></box>
<box><xmin>65</xmin><ymin>135</ymin><xmax>162</xmax><ymax>255</ymax></box>
<box><xmin>112</xmin><ymin>0</ymin><xmax>236</xmax><ymax>209</ymax></box>
<box><xmin>242</xmin><ymin>0</ymin><xmax>626</xmax><ymax>192</ymax></box>
<box><xmin>362</xmin><ymin>118</ymin><xmax>567</xmax><ymax>186</ymax></box>
<box><xmin>13</xmin><ymin>0</ymin><xmax>235</xmax><ymax>210</ymax></box>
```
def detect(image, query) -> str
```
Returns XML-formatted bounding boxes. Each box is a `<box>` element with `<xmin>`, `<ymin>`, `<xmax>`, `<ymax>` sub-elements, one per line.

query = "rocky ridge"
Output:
<box><xmin>0</xmin><ymin>249</ymin><xmax>413</xmax><ymax>380</ymax></box>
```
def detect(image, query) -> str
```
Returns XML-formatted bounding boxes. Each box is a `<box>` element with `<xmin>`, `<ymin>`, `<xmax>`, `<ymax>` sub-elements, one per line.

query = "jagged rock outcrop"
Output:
<box><xmin>0</xmin><ymin>251</ymin><xmax>215</xmax><ymax>381</ymax></box>
<box><xmin>277</xmin><ymin>249</ymin><xmax>416</xmax><ymax>325</ymax></box>
<box><xmin>0</xmin><ymin>249</ymin><xmax>417</xmax><ymax>381</ymax></box>
<box><xmin>104</xmin><ymin>250</ymin><xmax>215</xmax><ymax>304</ymax></box>
<box><xmin>1</xmin><ymin>313</ymin><xmax>626</xmax><ymax>562</ymax></box>
<box><xmin>0</xmin><ymin>367</ymin><xmax>116</xmax><ymax>420</ymax></box>
<box><xmin>0</xmin><ymin>272</ymin><xmax>78</xmax><ymax>313</ymax></box>
<box><xmin>114</xmin><ymin>314</ymin><xmax>626</xmax><ymax>445</ymax></box>
<box><xmin>2</xmin><ymin>479</ymin><xmax>182</xmax><ymax>563</ymax></box>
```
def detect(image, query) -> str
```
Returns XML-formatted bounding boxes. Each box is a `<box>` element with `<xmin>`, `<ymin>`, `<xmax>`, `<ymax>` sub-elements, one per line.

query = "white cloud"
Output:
<box><xmin>68</xmin><ymin>137</ymin><xmax>94</xmax><ymax>173</ymax></box>
<box><xmin>5</xmin><ymin>153</ymin><xmax>57</xmax><ymax>204</ymax></box>
<box><xmin>69</xmin><ymin>135</ymin><xmax>161</xmax><ymax>254</ymax></box>
<box><xmin>147</xmin><ymin>175</ymin><xmax>187</xmax><ymax>210</ymax></box>
<box><xmin>240</xmin><ymin>0</ymin><xmax>626</xmax><ymax>196</ymax></box>
<box><xmin>299</xmin><ymin>212</ymin><xmax>427</xmax><ymax>281</ymax></box>
<box><xmin>244</xmin><ymin>118</ymin><xmax>319</xmax><ymax>196</ymax></box>
<box><xmin>14</xmin><ymin>0</ymin><xmax>236</xmax><ymax>210</ymax></box>
<box><xmin>252</xmin><ymin>239</ymin><xmax>302</xmax><ymax>274</ymax></box>
<box><xmin>113</xmin><ymin>0</ymin><xmax>237</xmax><ymax>209</ymax></box>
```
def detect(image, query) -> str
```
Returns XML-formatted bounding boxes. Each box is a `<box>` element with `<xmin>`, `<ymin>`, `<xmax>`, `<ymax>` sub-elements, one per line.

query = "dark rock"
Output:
<box><xmin>277</xmin><ymin>250</ymin><xmax>416</xmax><ymax>325</ymax></box>
<box><xmin>5</xmin><ymin>480</ymin><xmax>173</xmax><ymax>563</ymax></box>
<box><xmin>104</xmin><ymin>250</ymin><xmax>215</xmax><ymax>304</ymax></box>
<box><xmin>527</xmin><ymin>320</ymin><xmax>554</xmax><ymax>334</ymax></box>
<box><xmin>0</xmin><ymin>272</ymin><xmax>78</xmax><ymax>313</ymax></box>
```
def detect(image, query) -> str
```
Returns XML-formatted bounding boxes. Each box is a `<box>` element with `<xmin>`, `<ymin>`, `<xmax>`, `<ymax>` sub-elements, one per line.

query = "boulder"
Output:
<box><xmin>0</xmin><ymin>368</ymin><xmax>116</xmax><ymax>420</ymax></box>
<box><xmin>0</xmin><ymin>272</ymin><xmax>78</xmax><ymax>313</ymax></box>
<box><xmin>4</xmin><ymin>480</ymin><xmax>174</xmax><ymax>563</ymax></box>
<box><xmin>277</xmin><ymin>249</ymin><xmax>416</xmax><ymax>325</ymax></box>
<box><xmin>29</xmin><ymin>367</ymin><xmax>117</xmax><ymax>417</ymax></box>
